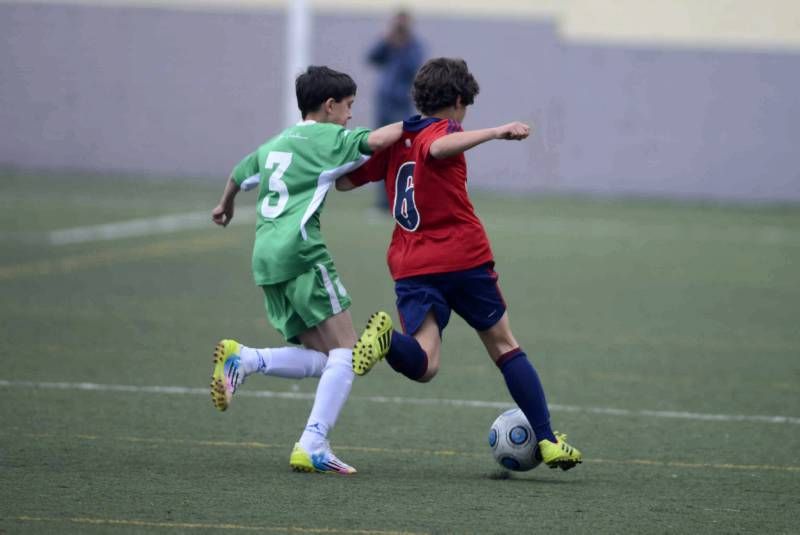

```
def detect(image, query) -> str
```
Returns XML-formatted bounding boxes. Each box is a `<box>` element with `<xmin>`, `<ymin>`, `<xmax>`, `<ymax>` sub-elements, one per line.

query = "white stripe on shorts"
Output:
<box><xmin>317</xmin><ymin>263</ymin><xmax>342</xmax><ymax>314</ymax></box>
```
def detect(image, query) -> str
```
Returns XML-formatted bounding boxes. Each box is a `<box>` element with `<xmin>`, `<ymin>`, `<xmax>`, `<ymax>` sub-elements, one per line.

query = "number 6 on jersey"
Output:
<box><xmin>393</xmin><ymin>161</ymin><xmax>420</xmax><ymax>231</ymax></box>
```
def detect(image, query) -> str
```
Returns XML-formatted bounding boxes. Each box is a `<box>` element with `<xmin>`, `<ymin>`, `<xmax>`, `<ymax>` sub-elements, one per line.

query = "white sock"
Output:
<box><xmin>299</xmin><ymin>348</ymin><xmax>354</xmax><ymax>452</ymax></box>
<box><xmin>238</xmin><ymin>345</ymin><xmax>326</xmax><ymax>378</ymax></box>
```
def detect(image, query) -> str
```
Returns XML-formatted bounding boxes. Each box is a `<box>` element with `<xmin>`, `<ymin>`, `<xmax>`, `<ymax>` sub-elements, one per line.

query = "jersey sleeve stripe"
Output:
<box><xmin>298</xmin><ymin>155</ymin><xmax>370</xmax><ymax>240</ymax></box>
<box><xmin>240</xmin><ymin>174</ymin><xmax>260</xmax><ymax>192</ymax></box>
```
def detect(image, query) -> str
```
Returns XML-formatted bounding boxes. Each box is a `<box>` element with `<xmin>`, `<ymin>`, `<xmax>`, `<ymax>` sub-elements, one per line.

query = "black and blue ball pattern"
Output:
<box><xmin>500</xmin><ymin>456</ymin><xmax>521</xmax><ymax>470</ymax></box>
<box><xmin>488</xmin><ymin>408</ymin><xmax>542</xmax><ymax>472</ymax></box>
<box><xmin>507</xmin><ymin>425</ymin><xmax>530</xmax><ymax>447</ymax></box>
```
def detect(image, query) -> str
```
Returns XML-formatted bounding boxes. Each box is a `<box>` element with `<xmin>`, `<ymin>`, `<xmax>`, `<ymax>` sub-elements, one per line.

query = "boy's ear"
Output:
<box><xmin>323</xmin><ymin>97</ymin><xmax>336</xmax><ymax>115</ymax></box>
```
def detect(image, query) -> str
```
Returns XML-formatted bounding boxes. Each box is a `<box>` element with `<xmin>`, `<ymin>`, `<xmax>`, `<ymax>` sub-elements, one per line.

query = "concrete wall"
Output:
<box><xmin>2</xmin><ymin>2</ymin><xmax>799</xmax><ymax>201</ymax></box>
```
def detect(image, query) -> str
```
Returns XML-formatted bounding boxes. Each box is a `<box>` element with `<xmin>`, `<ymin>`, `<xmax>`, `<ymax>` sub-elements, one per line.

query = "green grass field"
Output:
<box><xmin>1</xmin><ymin>170</ymin><xmax>799</xmax><ymax>534</ymax></box>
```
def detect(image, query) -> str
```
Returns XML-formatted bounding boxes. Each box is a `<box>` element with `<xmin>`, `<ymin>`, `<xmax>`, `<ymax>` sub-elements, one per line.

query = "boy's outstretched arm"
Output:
<box><xmin>335</xmin><ymin>176</ymin><xmax>357</xmax><ymax>191</ymax></box>
<box><xmin>212</xmin><ymin>175</ymin><xmax>240</xmax><ymax>227</ymax></box>
<box><xmin>429</xmin><ymin>121</ymin><xmax>530</xmax><ymax>159</ymax></box>
<box><xmin>366</xmin><ymin>122</ymin><xmax>403</xmax><ymax>152</ymax></box>
<box><xmin>343</xmin><ymin>123</ymin><xmax>400</xmax><ymax>189</ymax></box>
<box><xmin>336</xmin><ymin>145</ymin><xmax>391</xmax><ymax>192</ymax></box>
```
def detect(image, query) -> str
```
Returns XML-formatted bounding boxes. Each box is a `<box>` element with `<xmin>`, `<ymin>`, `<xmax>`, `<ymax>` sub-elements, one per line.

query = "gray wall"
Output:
<box><xmin>2</xmin><ymin>3</ymin><xmax>799</xmax><ymax>202</ymax></box>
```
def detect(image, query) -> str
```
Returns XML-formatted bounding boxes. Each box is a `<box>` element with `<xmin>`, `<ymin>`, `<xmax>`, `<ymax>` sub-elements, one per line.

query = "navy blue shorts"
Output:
<box><xmin>394</xmin><ymin>262</ymin><xmax>507</xmax><ymax>335</ymax></box>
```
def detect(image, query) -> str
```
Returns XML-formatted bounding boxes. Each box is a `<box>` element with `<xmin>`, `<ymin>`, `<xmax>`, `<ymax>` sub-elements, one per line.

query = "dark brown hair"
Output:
<box><xmin>412</xmin><ymin>57</ymin><xmax>480</xmax><ymax>115</ymax></box>
<box><xmin>296</xmin><ymin>66</ymin><xmax>357</xmax><ymax>118</ymax></box>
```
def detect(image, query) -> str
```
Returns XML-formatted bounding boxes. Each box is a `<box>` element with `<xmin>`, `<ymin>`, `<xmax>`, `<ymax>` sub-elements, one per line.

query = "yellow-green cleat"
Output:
<box><xmin>289</xmin><ymin>443</ymin><xmax>357</xmax><ymax>475</ymax></box>
<box><xmin>353</xmin><ymin>311</ymin><xmax>393</xmax><ymax>376</ymax></box>
<box><xmin>210</xmin><ymin>339</ymin><xmax>243</xmax><ymax>411</ymax></box>
<box><xmin>538</xmin><ymin>431</ymin><xmax>583</xmax><ymax>471</ymax></box>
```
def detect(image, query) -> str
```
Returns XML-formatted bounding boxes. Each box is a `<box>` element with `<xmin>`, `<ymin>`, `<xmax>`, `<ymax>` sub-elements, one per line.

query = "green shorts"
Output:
<box><xmin>261</xmin><ymin>258</ymin><xmax>351</xmax><ymax>344</ymax></box>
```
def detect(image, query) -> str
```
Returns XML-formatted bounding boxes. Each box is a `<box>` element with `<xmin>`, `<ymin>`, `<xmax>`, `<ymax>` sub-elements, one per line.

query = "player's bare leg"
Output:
<box><xmin>354</xmin><ymin>310</ymin><xmax>441</xmax><ymax>382</ymax></box>
<box><xmin>478</xmin><ymin>313</ymin><xmax>519</xmax><ymax>362</ymax></box>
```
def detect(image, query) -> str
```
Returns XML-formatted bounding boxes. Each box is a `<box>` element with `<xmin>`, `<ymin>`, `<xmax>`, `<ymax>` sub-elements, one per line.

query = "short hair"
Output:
<box><xmin>412</xmin><ymin>58</ymin><xmax>480</xmax><ymax>115</ymax></box>
<box><xmin>295</xmin><ymin>66</ymin><xmax>357</xmax><ymax>119</ymax></box>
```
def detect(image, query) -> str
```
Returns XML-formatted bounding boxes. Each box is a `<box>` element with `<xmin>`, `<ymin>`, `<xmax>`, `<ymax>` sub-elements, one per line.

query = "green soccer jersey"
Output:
<box><xmin>231</xmin><ymin>120</ymin><xmax>372</xmax><ymax>285</ymax></box>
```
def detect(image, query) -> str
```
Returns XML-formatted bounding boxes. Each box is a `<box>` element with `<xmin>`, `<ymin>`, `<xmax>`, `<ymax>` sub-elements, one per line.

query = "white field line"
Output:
<box><xmin>48</xmin><ymin>207</ymin><xmax>257</xmax><ymax>246</ymax></box>
<box><xmin>1</xmin><ymin>379</ymin><xmax>797</xmax><ymax>426</ymax></box>
<box><xmin>44</xmin><ymin>207</ymin><xmax>800</xmax><ymax>246</ymax></box>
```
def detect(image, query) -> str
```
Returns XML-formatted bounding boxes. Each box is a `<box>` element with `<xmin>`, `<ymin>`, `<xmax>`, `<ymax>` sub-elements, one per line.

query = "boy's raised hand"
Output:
<box><xmin>495</xmin><ymin>122</ymin><xmax>531</xmax><ymax>141</ymax></box>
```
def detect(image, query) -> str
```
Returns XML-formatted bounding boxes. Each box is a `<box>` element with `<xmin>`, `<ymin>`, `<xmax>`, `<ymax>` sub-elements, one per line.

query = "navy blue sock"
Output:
<box><xmin>496</xmin><ymin>349</ymin><xmax>557</xmax><ymax>443</ymax></box>
<box><xmin>386</xmin><ymin>330</ymin><xmax>428</xmax><ymax>381</ymax></box>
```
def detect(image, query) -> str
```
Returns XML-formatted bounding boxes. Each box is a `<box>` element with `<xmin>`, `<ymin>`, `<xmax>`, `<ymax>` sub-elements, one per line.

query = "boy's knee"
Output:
<box><xmin>417</xmin><ymin>361</ymin><xmax>439</xmax><ymax>382</ymax></box>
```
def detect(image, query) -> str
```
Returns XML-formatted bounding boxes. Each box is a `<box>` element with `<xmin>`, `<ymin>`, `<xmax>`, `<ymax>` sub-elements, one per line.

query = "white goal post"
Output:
<box><xmin>284</xmin><ymin>0</ymin><xmax>312</xmax><ymax>127</ymax></box>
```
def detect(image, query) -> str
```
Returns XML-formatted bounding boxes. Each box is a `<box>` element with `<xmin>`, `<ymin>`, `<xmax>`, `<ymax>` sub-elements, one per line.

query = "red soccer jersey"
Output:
<box><xmin>349</xmin><ymin>116</ymin><xmax>494</xmax><ymax>280</ymax></box>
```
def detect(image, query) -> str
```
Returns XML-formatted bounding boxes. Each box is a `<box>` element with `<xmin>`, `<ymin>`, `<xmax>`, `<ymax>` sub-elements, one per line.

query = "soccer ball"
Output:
<box><xmin>488</xmin><ymin>408</ymin><xmax>542</xmax><ymax>471</ymax></box>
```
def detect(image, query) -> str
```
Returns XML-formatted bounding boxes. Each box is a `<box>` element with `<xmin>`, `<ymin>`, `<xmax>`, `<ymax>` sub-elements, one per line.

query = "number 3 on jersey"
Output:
<box><xmin>393</xmin><ymin>162</ymin><xmax>420</xmax><ymax>231</ymax></box>
<box><xmin>260</xmin><ymin>151</ymin><xmax>292</xmax><ymax>219</ymax></box>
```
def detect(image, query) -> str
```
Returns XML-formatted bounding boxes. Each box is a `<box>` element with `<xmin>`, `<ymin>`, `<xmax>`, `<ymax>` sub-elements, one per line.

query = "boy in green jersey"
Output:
<box><xmin>210</xmin><ymin>66</ymin><xmax>401</xmax><ymax>475</ymax></box>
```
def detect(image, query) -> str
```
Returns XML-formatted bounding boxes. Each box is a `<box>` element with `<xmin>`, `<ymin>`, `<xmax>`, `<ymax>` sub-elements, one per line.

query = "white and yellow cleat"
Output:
<box><xmin>210</xmin><ymin>339</ymin><xmax>244</xmax><ymax>411</ymax></box>
<box><xmin>353</xmin><ymin>311</ymin><xmax>393</xmax><ymax>376</ymax></box>
<box><xmin>289</xmin><ymin>443</ymin><xmax>357</xmax><ymax>475</ymax></box>
<box><xmin>538</xmin><ymin>431</ymin><xmax>583</xmax><ymax>471</ymax></box>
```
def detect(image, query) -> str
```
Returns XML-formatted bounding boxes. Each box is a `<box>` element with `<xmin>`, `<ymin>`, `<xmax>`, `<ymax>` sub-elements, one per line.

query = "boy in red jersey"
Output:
<box><xmin>336</xmin><ymin>57</ymin><xmax>582</xmax><ymax>470</ymax></box>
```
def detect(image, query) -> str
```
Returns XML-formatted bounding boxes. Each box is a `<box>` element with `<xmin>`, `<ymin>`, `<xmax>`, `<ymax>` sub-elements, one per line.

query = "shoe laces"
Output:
<box><xmin>553</xmin><ymin>431</ymin><xmax>577</xmax><ymax>455</ymax></box>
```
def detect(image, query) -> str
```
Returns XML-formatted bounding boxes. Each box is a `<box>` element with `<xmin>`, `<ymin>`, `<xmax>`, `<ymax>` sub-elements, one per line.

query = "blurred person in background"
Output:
<box><xmin>367</xmin><ymin>9</ymin><xmax>425</xmax><ymax>212</ymax></box>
